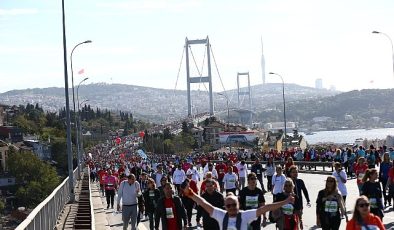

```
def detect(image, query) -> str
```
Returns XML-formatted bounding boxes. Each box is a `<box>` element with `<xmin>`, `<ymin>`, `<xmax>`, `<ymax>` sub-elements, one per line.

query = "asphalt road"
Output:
<box><xmin>95</xmin><ymin>172</ymin><xmax>394</xmax><ymax>230</ymax></box>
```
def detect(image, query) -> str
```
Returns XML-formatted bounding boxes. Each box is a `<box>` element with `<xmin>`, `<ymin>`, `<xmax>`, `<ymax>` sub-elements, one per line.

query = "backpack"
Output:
<box><xmin>222</xmin><ymin>212</ymin><xmax>242</xmax><ymax>230</ymax></box>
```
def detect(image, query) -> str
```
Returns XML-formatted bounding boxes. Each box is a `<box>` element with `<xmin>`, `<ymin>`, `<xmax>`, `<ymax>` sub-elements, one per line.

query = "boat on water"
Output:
<box><xmin>305</xmin><ymin>131</ymin><xmax>316</xmax><ymax>135</ymax></box>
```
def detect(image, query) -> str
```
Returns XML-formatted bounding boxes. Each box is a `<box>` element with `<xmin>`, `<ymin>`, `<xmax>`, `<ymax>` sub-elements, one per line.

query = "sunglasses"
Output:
<box><xmin>249</xmin><ymin>178</ymin><xmax>257</xmax><ymax>181</ymax></box>
<box><xmin>358</xmin><ymin>203</ymin><xmax>370</xmax><ymax>208</ymax></box>
<box><xmin>225</xmin><ymin>203</ymin><xmax>237</xmax><ymax>208</ymax></box>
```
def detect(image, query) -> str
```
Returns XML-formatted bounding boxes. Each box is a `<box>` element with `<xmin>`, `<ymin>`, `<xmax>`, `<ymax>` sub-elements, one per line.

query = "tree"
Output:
<box><xmin>7</xmin><ymin>150</ymin><xmax>60</xmax><ymax>208</ymax></box>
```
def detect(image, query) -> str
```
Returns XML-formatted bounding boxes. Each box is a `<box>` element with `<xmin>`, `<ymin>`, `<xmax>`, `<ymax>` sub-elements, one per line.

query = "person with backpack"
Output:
<box><xmin>182</xmin><ymin>180</ymin><xmax>295</xmax><ymax>230</ymax></box>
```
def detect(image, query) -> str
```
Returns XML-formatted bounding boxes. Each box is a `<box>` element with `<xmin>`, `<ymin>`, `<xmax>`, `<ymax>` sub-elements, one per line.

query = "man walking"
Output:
<box><xmin>155</xmin><ymin>182</ymin><xmax>188</xmax><ymax>230</ymax></box>
<box><xmin>117</xmin><ymin>174</ymin><xmax>141</xmax><ymax>230</ymax></box>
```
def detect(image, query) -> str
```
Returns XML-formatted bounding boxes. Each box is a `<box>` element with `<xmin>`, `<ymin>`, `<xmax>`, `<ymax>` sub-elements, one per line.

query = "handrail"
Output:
<box><xmin>16</xmin><ymin>167</ymin><xmax>79</xmax><ymax>230</ymax></box>
<box><xmin>88</xmin><ymin>167</ymin><xmax>96</xmax><ymax>230</ymax></box>
<box><xmin>209</xmin><ymin>160</ymin><xmax>334</xmax><ymax>172</ymax></box>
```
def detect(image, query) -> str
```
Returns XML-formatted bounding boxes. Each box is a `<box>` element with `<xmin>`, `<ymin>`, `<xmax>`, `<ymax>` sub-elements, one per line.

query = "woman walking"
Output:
<box><xmin>361</xmin><ymin>168</ymin><xmax>384</xmax><ymax>220</ymax></box>
<box><xmin>316</xmin><ymin>176</ymin><xmax>347</xmax><ymax>230</ymax></box>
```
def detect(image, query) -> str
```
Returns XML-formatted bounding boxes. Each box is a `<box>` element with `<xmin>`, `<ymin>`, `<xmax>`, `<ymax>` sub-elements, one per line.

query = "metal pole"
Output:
<box><xmin>269</xmin><ymin>72</ymin><xmax>287</xmax><ymax>150</ymax></box>
<box><xmin>79</xmin><ymin>99</ymin><xmax>89</xmax><ymax>159</ymax></box>
<box><xmin>70</xmin><ymin>40</ymin><xmax>91</xmax><ymax>180</ymax></box>
<box><xmin>185</xmin><ymin>38</ymin><xmax>191</xmax><ymax>116</ymax></box>
<box><xmin>372</xmin><ymin>31</ymin><xmax>394</xmax><ymax>78</ymax></box>
<box><xmin>206</xmin><ymin>37</ymin><xmax>214</xmax><ymax>116</ymax></box>
<box><xmin>77</xmin><ymin>78</ymin><xmax>88</xmax><ymax>167</ymax></box>
<box><xmin>61</xmin><ymin>0</ymin><xmax>74</xmax><ymax>202</ymax></box>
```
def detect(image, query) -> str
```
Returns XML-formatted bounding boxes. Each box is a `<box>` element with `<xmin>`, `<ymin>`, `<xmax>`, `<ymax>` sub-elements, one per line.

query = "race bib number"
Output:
<box><xmin>227</xmin><ymin>218</ymin><xmax>237</xmax><ymax>230</ymax></box>
<box><xmin>369</xmin><ymin>198</ymin><xmax>378</xmax><ymax>208</ymax></box>
<box><xmin>361</xmin><ymin>225</ymin><xmax>379</xmax><ymax>230</ymax></box>
<box><xmin>324</xmin><ymin>201</ymin><xmax>338</xmax><ymax>213</ymax></box>
<box><xmin>256</xmin><ymin>170</ymin><xmax>260</xmax><ymax>174</ymax></box>
<box><xmin>245</xmin><ymin>196</ymin><xmax>259</xmax><ymax>208</ymax></box>
<box><xmin>282</xmin><ymin>203</ymin><xmax>294</xmax><ymax>215</ymax></box>
<box><xmin>358</xmin><ymin>173</ymin><xmax>365</xmax><ymax>180</ymax></box>
<box><xmin>166</xmin><ymin>208</ymin><xmax>174</xmax><ymax>219</ymax></box>
<box><xmin>149</xmin><ymin>190</ymin><xmax>155</xmax><ymax>197</ymax></box>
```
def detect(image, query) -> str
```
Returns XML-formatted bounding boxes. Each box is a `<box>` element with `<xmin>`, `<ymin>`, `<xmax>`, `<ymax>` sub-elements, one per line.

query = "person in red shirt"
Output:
<box><xmin>215</xmin><ymin>161</ymin><xmax>227</xmax><ymax>193</ymax></box>
<box><xmin>104</xmin><ymin>170</ymin><xmax>118</xmax><ymax>209</ymax></box>
<box><xmin>346</xmin><ymin>195</ymin><xmax>385</xmax><ymax>230</ymax></box>
<box><xmin>354</xmin><ymin>157</ymin><xmax>368</xmax><ymax>195</ymax></box>
<box><xmin>98</xmin><ymin>168</ymin><xmax>108</xmax><ymax>197</ymax></box>
<box><xmin>155</xmin><ymin>182</ymin><xmax>187</xmax><ymax>230</ymax></box>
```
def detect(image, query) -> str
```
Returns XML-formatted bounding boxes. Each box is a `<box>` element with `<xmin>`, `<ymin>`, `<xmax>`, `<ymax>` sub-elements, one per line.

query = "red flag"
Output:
<box><xmin>78</xmin><ymin>69</ymin><xmax>84</xmax><ymax>75</ymax></box>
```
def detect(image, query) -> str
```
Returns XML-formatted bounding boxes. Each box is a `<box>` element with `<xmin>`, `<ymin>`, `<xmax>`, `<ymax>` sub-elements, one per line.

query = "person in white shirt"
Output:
<box><xmin>172</xmin><ymin>164</ymin><xmax>186</xmax><ymax>194</ymax></box>
<box><xmin>182</xmin><ymin>182</ymin><xmax>295</xmax><ymax>230</ymax></box>
<box><xmin>223</xmin><ymin>166</ymin><xmax>239</xmax><ymax>195</ymax></box>
<box><xmin>272</xmin><ymin>166</ymin><xmax>286</xmax><ymax>201</ymax></box>
<box><xmin>204</xmin><ymin>163</ymin><xmax>219</xmax><ymax>179</ymax></box>
<box><xmin>332</xmin><ymin>162</ymin><xmax>348</xmax><ymax>203</ymax></box>
<box><xmin>237</xmin><ymin>161</ymin><xmax>248</xmax><ymax>190</ymax></box>
<box><xmin>186</xmin><ymin>163</ymin><xmax>200</xmax><ymax>182</ymax></box>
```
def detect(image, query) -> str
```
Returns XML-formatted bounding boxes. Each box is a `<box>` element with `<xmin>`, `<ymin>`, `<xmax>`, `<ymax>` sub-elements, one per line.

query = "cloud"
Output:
<box><xmin>0</xmin><ymin>8</ymin><xmax>38</xmax><ymax>16</ymax></box>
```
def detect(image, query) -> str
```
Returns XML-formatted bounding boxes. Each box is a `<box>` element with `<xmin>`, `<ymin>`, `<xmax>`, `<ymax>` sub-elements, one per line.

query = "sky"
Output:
<box><xmin>0</xmin><ymin>0</ymin><xmax>394</xmax><ymax>93</ymax></box>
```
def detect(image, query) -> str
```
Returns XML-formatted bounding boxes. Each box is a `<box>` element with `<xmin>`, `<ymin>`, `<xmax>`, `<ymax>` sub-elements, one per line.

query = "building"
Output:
<box><xmin>264</xmin><ymin>122</ymin><xmax>297</xmax><ymax>132</ymax></box>
<box><xmin>0</xmin><ymin>126</ymin><xmax>23</xmax><ymax>143</ymax></box>
<box><xmin>23</xmin><ymin>140</ymin><xmax>51</xmax><ymax>160</ymax></box>
<box><xmin>263</xmin><ymin>131</ymin><xmax>283</xmax><ymax>152</ymax></box>
<box><xmin>0</xmin><ymin>140</ymin><xmax>9</xmax><ymax>172</ymax></box>
<box><xmin>315</xmin><ymin>78</ymin><xmax>323</xmax><ymax>89</ymax></box>
<box><xmin>0</xmin><ymin>106</ymin><xmax>5</xmax><ymax>126</ymax></box>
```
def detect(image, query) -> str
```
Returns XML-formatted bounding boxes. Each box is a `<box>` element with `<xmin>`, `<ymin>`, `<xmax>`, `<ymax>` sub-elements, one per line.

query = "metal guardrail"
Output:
<box><xmin>15</xmin><ymin>167</ymin><xmax>80</xmax><ymax>230</ymax></box>
<box><xmin>88</xmin><ymin>168</ymin><xmax>96</xmax><ymax>230</ymax></box>
<box><xmin>210</xmin><ymin>160</ymin><xmax>334</xmax><ymax>173</ymax></box>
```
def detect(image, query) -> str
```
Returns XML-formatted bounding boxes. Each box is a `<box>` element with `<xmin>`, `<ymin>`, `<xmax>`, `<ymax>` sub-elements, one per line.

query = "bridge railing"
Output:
<box><xmin>15</xmin><ymin>167</ymin><xmax>80</xmax><ymax>230</ymax></box>
<box><xmin>209</xmin><ymin>160</ymin><xmax>334</xmax><ymax>174</ymax></box>
<box><xmin>88</xmin><ymin>167</ymin><xmax>96</xmax><ymax>230</ymax></box>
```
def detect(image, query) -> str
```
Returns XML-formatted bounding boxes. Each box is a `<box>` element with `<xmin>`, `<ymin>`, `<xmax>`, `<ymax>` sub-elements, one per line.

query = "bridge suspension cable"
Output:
<box><xmin>170</xmin><ymin>45</ymin><xmax>186</xmax><ymax>119</ymax></box>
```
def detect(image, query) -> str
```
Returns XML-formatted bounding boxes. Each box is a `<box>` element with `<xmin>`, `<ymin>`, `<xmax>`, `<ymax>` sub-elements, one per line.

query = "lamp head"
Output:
<box><xmin>372</xmin><ymin>31</ymin><xmax>380</xmax><ymax>34</ymax></box>
<box><xmin>84</xmin><ymin>40</ymin><xmax>92</xmax><ymax>44</ymax></box>
<box><xmin>269</xmin><ymin>72</ymin><xmax>275</xmax><ymax>75</ymax></box>
<box><xmin>83</xmin><ymin>77</ymin><xmax>89</xmax><ymax>82</ymax></box>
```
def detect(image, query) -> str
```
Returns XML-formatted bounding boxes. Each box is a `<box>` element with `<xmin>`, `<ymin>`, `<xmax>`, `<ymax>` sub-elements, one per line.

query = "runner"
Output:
<box><xmin>239</xmin><ymin>173</ymin><xmax>267</xmax><ymax>229</ymax></box>
<box><xmin>346</xmin><ymin>196</ymin><xmax>385</xmax><ymax>230</ymax></box>
<box><xmin>155</xmin><ymin>182</ymin><xmax>188</xmax><ymax>230</ymax></box>
<box><xmin>183</xmin><ymin>181</ymin><xmax>295</xmax><ymax>230</ymax></box>
<box><xmin>316</xmin><ymin>176</ymin><xmax>347</xmax><ymax>230</ymax></box>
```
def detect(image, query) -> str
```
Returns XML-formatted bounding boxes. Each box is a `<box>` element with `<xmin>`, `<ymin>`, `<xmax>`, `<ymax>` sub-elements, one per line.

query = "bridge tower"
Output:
<box><xmin>237</xmin><ymin>72</ymin><xmax>253</xmax><ymax>124</ymax></box>
<box><xmin>185</xmin><ymin>36</ymin><xmax>214</xmax><ymax>116</ymax></box>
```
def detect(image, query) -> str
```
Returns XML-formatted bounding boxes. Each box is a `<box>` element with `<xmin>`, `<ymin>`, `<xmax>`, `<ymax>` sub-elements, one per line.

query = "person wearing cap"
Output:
<box><xmin>117</xmin><ymin>174</ymin><xmax>141</xmax><ymax>230</ymax></box>
<box><xmin>186</xmin><ymin>163</ymin><xmax>200</xmax><ymax>183</ymax></box>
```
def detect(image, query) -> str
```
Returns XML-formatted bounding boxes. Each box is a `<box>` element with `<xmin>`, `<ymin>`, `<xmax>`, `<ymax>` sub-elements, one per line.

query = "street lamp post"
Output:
<box><xmin>269</xmin><ymin>72</ymin><xmax>287</xmax><ymax>150</ymax></box>
<box><xmin>77</xmin><ymin>78</ymin><xmax>89</xmax><ymax>167</ymax></box>
<box><xmin>61</xmin><ymin>0</ymin><xmax>75</xmax><ymax>202</ymax></box>
<box><xmin>79</xmin><ymin>99</ymin><xmax>89</xmax><ymax>157</ymax></box>
<box><xmin>372</xmin><ymin>31</ymin><xmax>394</xmax><ymax>78</ymax></box>
<box><xmin>70</xmin><ymin>40</ymin><xmax>91</xmax><ymax>180</ymax></box>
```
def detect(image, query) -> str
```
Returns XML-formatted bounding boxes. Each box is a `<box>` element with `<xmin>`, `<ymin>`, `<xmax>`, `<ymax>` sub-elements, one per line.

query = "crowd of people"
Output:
<box><xmin>86</xmin><ymin>136</ymin><xmax>393</xmax><ymax>230</ymax></box>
